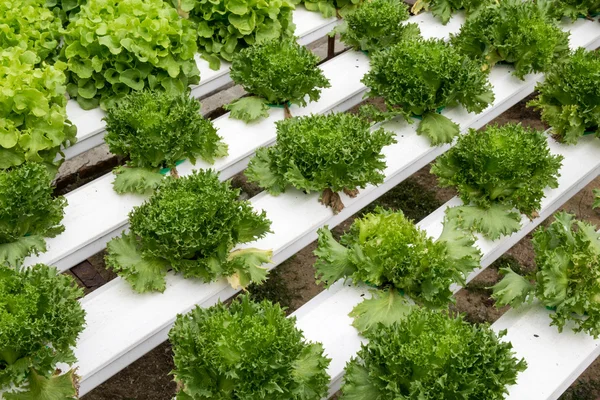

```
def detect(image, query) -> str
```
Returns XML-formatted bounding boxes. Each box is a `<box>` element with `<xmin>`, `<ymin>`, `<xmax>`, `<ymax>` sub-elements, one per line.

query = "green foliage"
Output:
<box><xmin>493</xmin><ymin>212</ymin><xmax>600</xmax><ymax>338</ymax></box>
<box><xmin>451</xmin><ymin>0</ymin><xmax>570</xmax><ymax>79</ymax></box>
<box><xmin>0</xmin><ymin>163</ymin><xmax>66</xmax><ymax>268</ymax></box>
<box><xmin>410</xmin><ymin>0</ymin><xmax>493</xmax><ymax>24</ymax></box>
<box><xmin>184</xmin><ymin>0</ymin><xmax>295</xmax><ymax>70</ymax></box>
<box><xmin>302</xmin><ymin>0</ymin><xmax>361</xmax><ymax>18</ymax></box>
<box><xmin>227</xmin><ymin>39</ymin><xmax>330</xmax><ymax>122</ymax></box>
<box><xmin>529</xmin><ymin>48</ymin><xmax>600</xmax><ymax>144</ymax></box>
<box><xmin>45</xmin><ymin>0</ymin><xmax>87</xmax><ymax>24</ymax></box>
<box><xmin>0</xmin><ymin>264</ymin><xmax>85</xmax><ymax>398</ymax></box>
<box><xmin>0</xmin><ymin>47</ymin><xmax>76</xmax><ymax>169</ymax></box>
<box><xmin>62</xmin><ymin>0</ymin><xmax>200</xmax><ymax>111</ymax></box>
<box><xmin>548</xmin><ymin>0</ymin><xmax>600</xmax><ymax>20</ymax></box>
<box><xmin>104</xmin><ymin>91</ymin><xmax>227</xmax><ymax>194</ymax></box>
<box><xmin>105</xmin><ymin>170</ymin><xmax>272</xmax><ymax>293</ymax></box>
<box><xmin>245</xmin><ymin>113</ymin><xmax>395</xmax><ymax>209</ymax></box>
<box><xmin>341</xmin><ymin>308</ymin><xmax>526</xmax><ymax>399</ymax></box>
<box><xmin>362</xmin><ymin>38</ymin><xmax>494</xmax><ymax>145</ymax></box>
<box><xmin>332</xmin><ymin>0</ymin><xmax>419</xmax><ymax>53</ymax></box>
<box><xmin>0</xmin><ymin>0</ymin><xmax>61</xmax><ymax>62</ymax></box>
<box><xmin>170</xmin><ymin>295</ymin><xmax>331</xmax><ymax>399</ymax></box>
<box><xmin>432</xmin><ymin>123</ymin><xmax>563</xmax><ymax>238</ymax></box>
<box><xmin>314</xmin><ymin>208</ymin><xmax>481</xmax><ymax>334</ymax></box>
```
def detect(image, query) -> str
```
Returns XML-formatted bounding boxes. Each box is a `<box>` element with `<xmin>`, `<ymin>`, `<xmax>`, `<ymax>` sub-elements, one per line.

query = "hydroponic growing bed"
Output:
<box><xmin>2</xmin><ymin>0</ymin><xmax>600</xmax><ymax>399</ymax></box>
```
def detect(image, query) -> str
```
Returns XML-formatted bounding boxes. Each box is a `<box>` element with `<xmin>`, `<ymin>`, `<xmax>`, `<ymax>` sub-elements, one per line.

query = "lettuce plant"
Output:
<box><xmin>451</xmin><ymin>0</ymin><xmax>570</xmax><ymax>79</ymax></box>
<box><xmin>0</xmin><ymin>0</ymin><xmax>62</xmax><ymax>62</ymax></box>
<box><xmin>170</xmin><ymin>295</ymin><xmax>331</xmax><ymax>399</ymax></box>
<box><xmin>180</xmin><ymin>0</ymin><xmax>295</xmax><ymax>70</ymax></box>
<box><xmin>0</xmin><ymin>163</ymin><xmax>66</xmax><ymax>268</ymax></box>
<box><xmin>432</xmin><ymin>123</ymin><xmax>563</xmax><ymax>240</ymax></box>
<box><xmin>0</xmin><ymin>263</ymin><xmax>85</xmax><ymax>399</ymax></box>
<box><xmin>0</xmin><ymin>47</ymin><xmax>77</xmax><ymax>170</ymax></box>
<box><xmin>245</xmin><ymin>113</ymin><xmax>395</xmax><ymax>213</ymax></box>
<box><xmin>104</xmin><ymin>91</ymin><xmax>228</xmax><ymax>194</ymax></box>
<box><xmin>548</xmin><ymin>0</ymin><xmax>600</xmax><ymax>20</ymax></box>
<box><xmin>45</xmin><ymin>0</ymin><xmax>87</xmax><ymax>23</ymax></box>
<box><xmin>528</xmin><ymin>48</ymin><xmax>600</xmax><ymax>144</ymax></box>
<box><xmin>106</xmin><ymin>169</ymin><xmax>273</xmax><ymax>293</ymax></box>
<box><xmin>332</xmin><ymin>0</ymin><xmax>420</xmax><ymax>53</ymax></box>
<box><xmin>62</xmin><ymin>0</ymin><xmax>200</xmax><ymax>110</ymax></box>
<box><xmin>302</xmin><ymin>0</ymin><xmax>361</xmax><ymax>18</ymax></box>
<box><xmin>341</xmin><ymin>308</ymin><xmax>526</xmax><ymax>399</ymax></box>
<box><xmin>314</xmin><ymin>208</ymin><xmax>481</xmax><ymax>334</ymax></box>
<box><xmin>492</xmin><ymin>212</ymin><xmax>600</xmax><ymax>338</ymax></box>
<box><xmin>410</xmin><ymin>0</ymin><xmax>492</xmax><ymax>24</ymax></box>
<box><xmin>225</xmin><ymin>39</ymin><xmax>330</xmax><ymax>122</ymax></box>
<box><xmin>361</xmin><ymin>38</ymin><xmax>494</xmax><ymax>145</ymax></box>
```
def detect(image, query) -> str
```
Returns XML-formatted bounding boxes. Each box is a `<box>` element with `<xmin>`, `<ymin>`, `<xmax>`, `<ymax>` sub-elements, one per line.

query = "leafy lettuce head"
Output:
<box><xmin>170</xmin><ymin>295</ymin><xmax>331</xmax><ymax>399</ymax></box>
<box><xmin>0</xmin><ymin>47</ymin><xmax>77</xmax><ymax>170</ymax></box>
<box><xmin>342</xmin><ymin>308</ymin><xmax>526</xmax><ymax>399</ymax></box>
<box><xmin>62</xmin><ymin>0</ymin><xmax>200</xmax><ymax>110</ymax></box>
<box><xmin>0</xmin><ymin>263</ymin><xmax>85</xmax><ymax>397</ymax></box>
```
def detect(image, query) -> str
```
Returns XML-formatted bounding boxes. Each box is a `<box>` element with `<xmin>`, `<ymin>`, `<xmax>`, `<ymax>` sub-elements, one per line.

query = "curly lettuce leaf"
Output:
<box><xmin>105</xmin><ymin>232</ymin><xmax>169</xmax><ymax>293</ymax></box>
<box><xmin>445</xmin><ymin>203</ymin><xmax>522</xmax><ymax>240</ymax></box>
<box><xmin>226</xmin><ymin>248</ymin><xmax>272</xmax><ymax>289</ymax></box>
<box><xmin>491</xmin><ymin>267</ymin><xmax>536</xmax><ymax>307</ymax></box>
<box><xmin>105</xmin><ymin>91</ymin><xmax>227</xmax><ymax>177</ymax></box>
<box><xmin>112</xmin><ymin>166</ymin><xmax>164</xmax><ymax>195</ymax></box>
<box><xmin>0</xmin><ymin>236</ymin><xmax>46</xmax><ymax>268</ymax></box>
<box><xmin>224</xmin><ymin>96</ymin><xmax>270</xmax><ymax>123</ymax></box>
<box><xmin>417</xmin><ymin>111</ymin><xmax>460</xmax><ymax>145</ymax></box>
<box><xmin>349</xmin><ymin>289</ymin><xmax>414</xmax><ymax>335</ymax></box>
<box><xmin>0</xmin><ymin>264</ymin><xmax>84</xmax><ymax>393</ymax></box>
<box><xmin>107</xmin><ymin>170</ymin><xmax>272</xmax><ymax>292</ymax></box>
<box><xmin>313</xmin><ymin>227</ymin><xmax>357</xmax><ymax>286</ymax></box>
<box><xmin>4</xmin><ymin>369</ymin><xmax>77</xmax><ymax>400</ymax></box>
